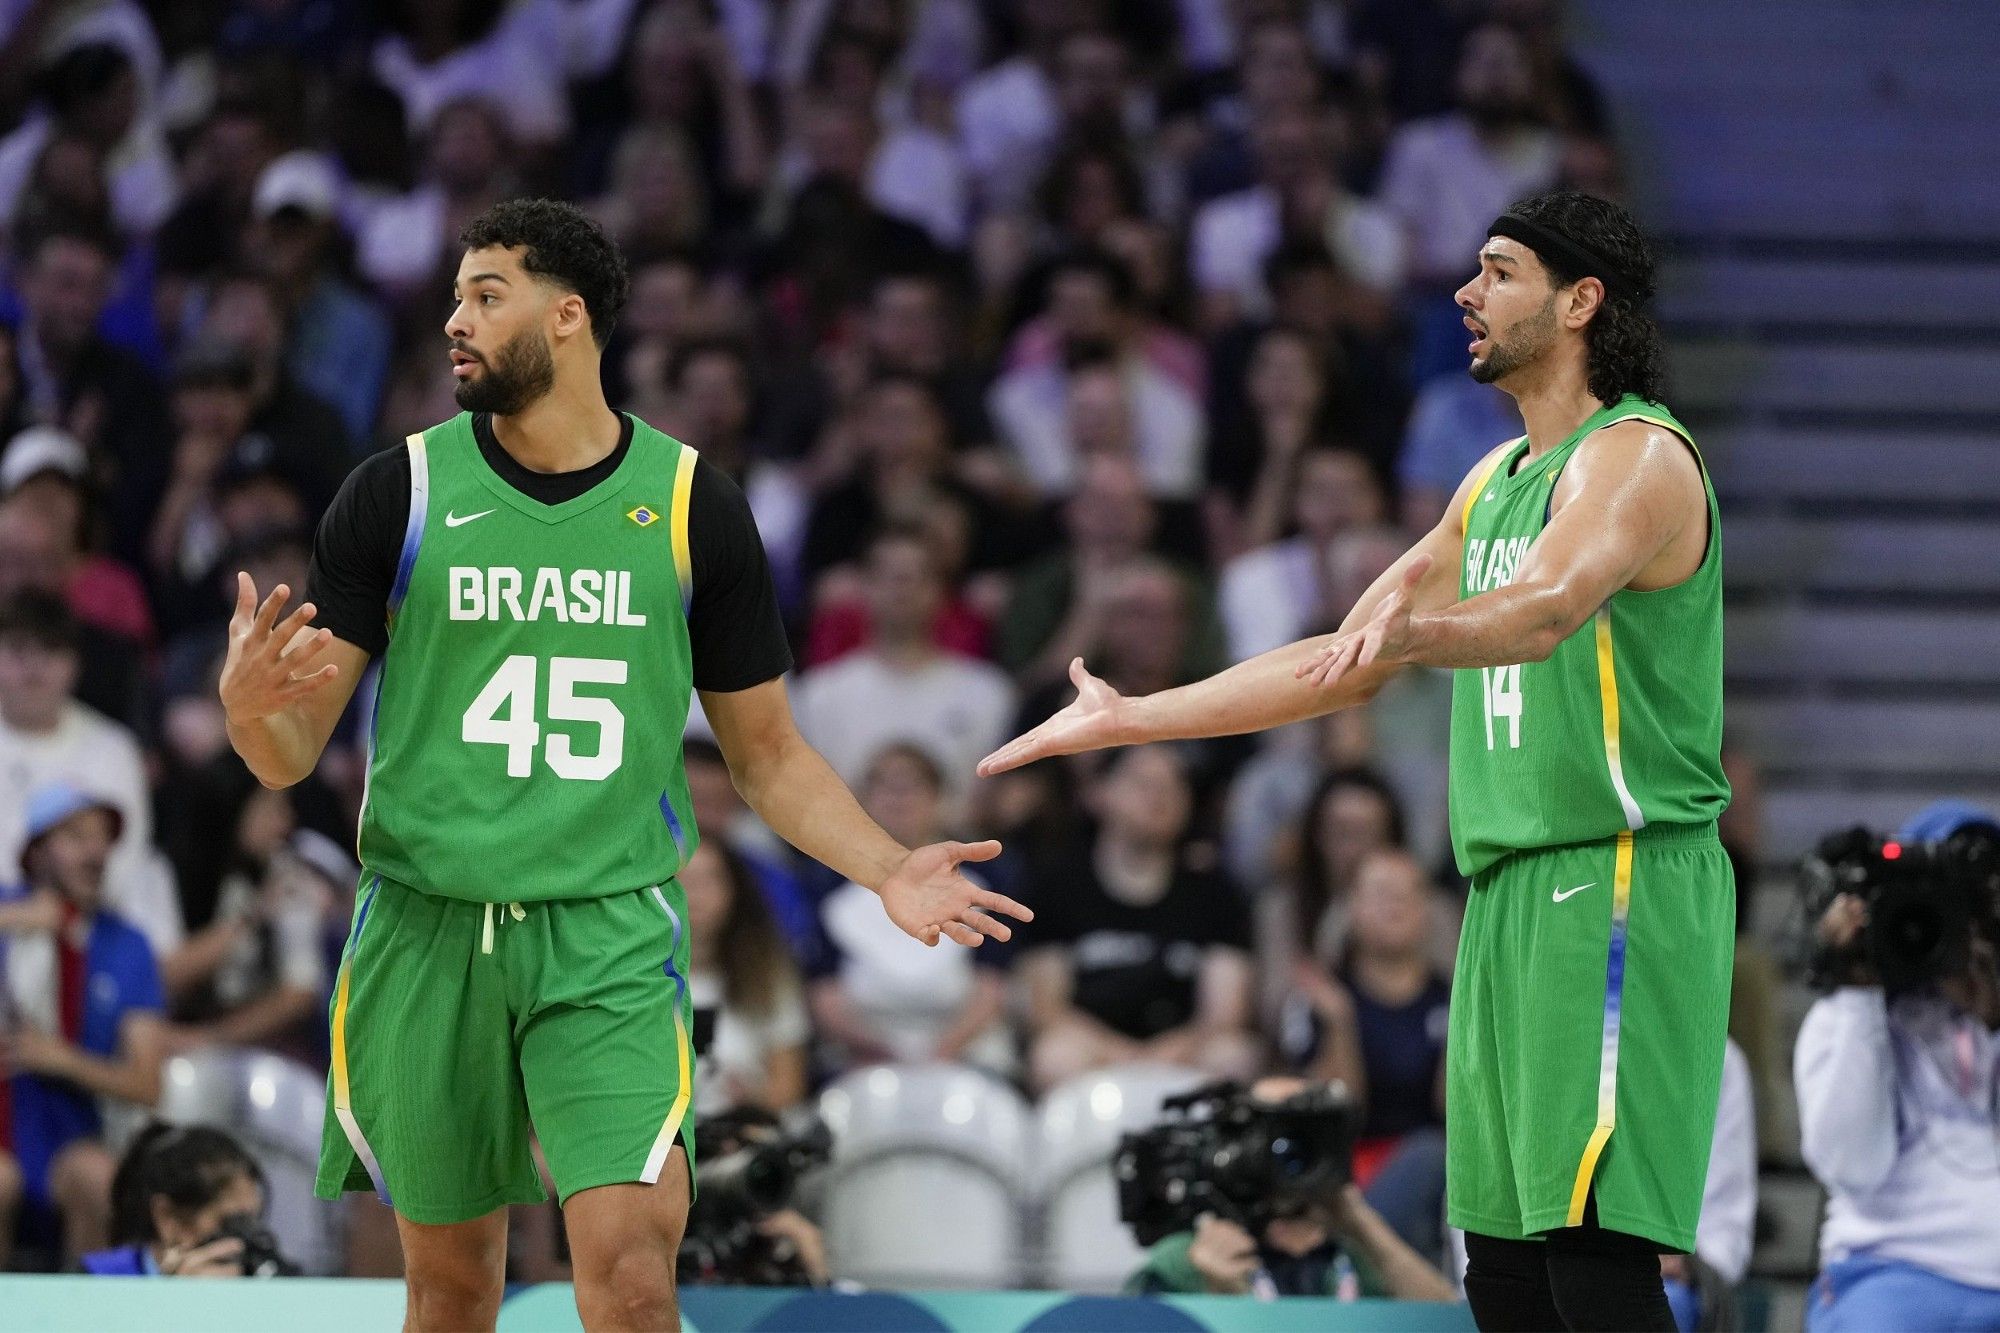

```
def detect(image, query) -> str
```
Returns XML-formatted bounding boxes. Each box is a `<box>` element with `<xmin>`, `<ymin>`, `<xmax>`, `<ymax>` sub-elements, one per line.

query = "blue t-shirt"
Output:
<box><xmin>1341</xmin><ymin>967</ymin><xmax>1451</xmax><ymax>1139</ymax></box>
<box><xmin>2</xmin><ymin>909</ymin><xmax>163</xmax><ymax>1200</ymax></box>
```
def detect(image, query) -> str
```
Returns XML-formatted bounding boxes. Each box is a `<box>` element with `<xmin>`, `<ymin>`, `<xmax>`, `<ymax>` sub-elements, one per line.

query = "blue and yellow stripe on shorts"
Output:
<box><xmin>642</xmin><ymin>885</ymin><xmax>695</xmax><ymax>1184</ymax></box>
<box><xmin>1566</xmin><ymin>606</ymin><xmax>1649</xmax><ymax>1226</ymax></box>
<box><xmin>331</xmin><ymin>875</ymin><xmax>390</xmax><ymax>1204</ymax></box>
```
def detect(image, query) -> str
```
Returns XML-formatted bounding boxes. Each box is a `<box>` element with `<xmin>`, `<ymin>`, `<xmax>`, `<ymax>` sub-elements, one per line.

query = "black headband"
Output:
<box><xmin>1488</xmin><ymin>213</ymin><xmax>1645</xmax><ymax>300</ymax></box>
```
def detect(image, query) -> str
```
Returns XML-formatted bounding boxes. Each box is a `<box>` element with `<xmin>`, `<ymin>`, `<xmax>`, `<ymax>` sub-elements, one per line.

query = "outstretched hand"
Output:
<box><xmin>1295</xmin><ymin>554</ymin><xmax>1431</xmax><ymax>691</ymax></box>
<box><xmin>977</xmin><ymin>658</ymin><xmax>1129</xmax><ymax>777</ymax></box>
<box><xmin>879</xmin><ymin>839</ymin><xmax>1033</xmax><ymax>948</ymax></box>
<box><xmin>219</xmin><ymin>573</ymin><xmax>341</xmax><ymax>723</ymax></box>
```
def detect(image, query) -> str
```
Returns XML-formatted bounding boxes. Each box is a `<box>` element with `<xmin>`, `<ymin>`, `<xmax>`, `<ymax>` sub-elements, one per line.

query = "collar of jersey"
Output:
<box><xmin>461</xmin><ymin>411</ymin><xmax>648</xmax><ymax>525</ymax></box>
<box><xmin>1501</xmin><ymin>395</ymin><xmax>1646</xmax><ymax>491</ymax></box>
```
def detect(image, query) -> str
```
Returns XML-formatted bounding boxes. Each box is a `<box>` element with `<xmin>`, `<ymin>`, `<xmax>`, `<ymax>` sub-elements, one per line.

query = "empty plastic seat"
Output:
<box><xmin>816</xmin><ymin>1063</ymin><xmax>1031</xmax><ymax>1290</ymax></box>
<box><xmin>1031</xmin><ymin>1063</ymin><xmax>1204</xmax><ymax>1292</ymax></box>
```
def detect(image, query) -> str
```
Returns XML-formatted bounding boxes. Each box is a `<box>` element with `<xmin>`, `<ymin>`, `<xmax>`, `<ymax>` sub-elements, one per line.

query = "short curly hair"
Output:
<box><xmin>1505</xmin><ymin>191</ymin><xmax>1667</xmax><ymax>404</ymax></box>
<box><xmin>459</xmin><ymin>198</ymin><xmax>629</xmax><ymax>348</ymax></box>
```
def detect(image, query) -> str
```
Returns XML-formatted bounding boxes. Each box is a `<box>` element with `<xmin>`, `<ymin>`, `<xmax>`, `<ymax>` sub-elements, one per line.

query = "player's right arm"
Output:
<box><xmin>977</xmin><ymin>441</ymin><xmax>1506</xmax><ymax>775</ymax></box>
<box><xmin>223</xmin><ymin>446</ymin><xmax>401</xmax><ymax>789</ymax></box>
<box><xmin>220</xmin><ymin>574</ymin><xmax>367</xmax><ymax>789</ymax></box>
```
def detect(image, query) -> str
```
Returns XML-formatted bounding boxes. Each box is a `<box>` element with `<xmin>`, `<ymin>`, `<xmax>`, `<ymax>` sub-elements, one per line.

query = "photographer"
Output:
<box><xmin>678</xmin><ymin>1108</ymin><xmax>832</xmax><ymax>1289</ymax></box>
<box><xmin>81</xmin><ymin>1122</ymin><xmax>293</xmax><ymax>1277</ymax></box>
<box><xmin>1796</xmin><ymin>804</ymin><xmax>2000</xmax><ymax>1332</ymax></box>
<box><xmin>1125</xmin><ymin>1077</ymin><xmax>1456</xmax><ymax>1302</ymax></box>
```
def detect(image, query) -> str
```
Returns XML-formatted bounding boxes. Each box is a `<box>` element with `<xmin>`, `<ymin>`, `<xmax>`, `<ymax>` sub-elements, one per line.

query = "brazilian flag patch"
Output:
<box><xmin>627</xmin><ymin>505</ymin><xmax>659</xmax><ymax>527</ymax></box>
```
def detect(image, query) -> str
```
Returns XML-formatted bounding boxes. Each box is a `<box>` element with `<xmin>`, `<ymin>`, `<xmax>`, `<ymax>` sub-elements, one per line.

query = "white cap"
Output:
<box><xmin>0</xmin><ymin>427</ymin><xmax>87</xmax><ymax>493</ymax></box>
<box><xmin>253</xmin><ymin>150</ymin><xmax>341</xmax><ymax>221</ymax></box>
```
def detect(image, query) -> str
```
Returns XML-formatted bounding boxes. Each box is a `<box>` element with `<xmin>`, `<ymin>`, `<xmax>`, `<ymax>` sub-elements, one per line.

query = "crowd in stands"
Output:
<box><xmin>0</xmin><ymin>0</ymin><xmax>1777</xmax><ymax>1294</ymax></box>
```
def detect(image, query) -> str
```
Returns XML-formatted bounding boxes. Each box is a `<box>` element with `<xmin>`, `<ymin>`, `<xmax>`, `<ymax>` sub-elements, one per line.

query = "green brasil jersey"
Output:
<box><xmin>359</xmin><ymin>413</ymin><xmax>702</xmax><ymax>902</ymax></box>
<box><xmin>1447</xmin><ymin>395</ymin><xmax>1729</xmax><ymax>877</ymax></box>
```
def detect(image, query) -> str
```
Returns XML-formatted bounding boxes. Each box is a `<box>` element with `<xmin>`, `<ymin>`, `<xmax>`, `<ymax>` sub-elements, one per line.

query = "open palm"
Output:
<box><xmin>977</xmin><ymin>658</ymin><xmax>1129</xmax><ymax>777</ymax></box>
<box><xmin>880</xmin><ymin>840</ymin><xmax>1032</xmax><ymax>948</ymax></box>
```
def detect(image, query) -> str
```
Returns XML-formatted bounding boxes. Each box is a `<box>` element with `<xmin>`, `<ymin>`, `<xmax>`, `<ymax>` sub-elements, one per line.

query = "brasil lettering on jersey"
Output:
<box><xmin>447</xmin><ymin>566</ymin><xmax>650</xmax><ymax>625</ymax></box>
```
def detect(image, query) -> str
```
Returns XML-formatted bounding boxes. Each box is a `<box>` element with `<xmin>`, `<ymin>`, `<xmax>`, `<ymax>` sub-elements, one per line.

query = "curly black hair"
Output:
<box><xmin>459</xmin><ymin>198</ymin><xmax>629</xmax><ymax>348</ymax></box>
<box><xmin>1505</xmin><ymin>190</ymin><xmax>1667</xmax><ymax>404</ymax></box>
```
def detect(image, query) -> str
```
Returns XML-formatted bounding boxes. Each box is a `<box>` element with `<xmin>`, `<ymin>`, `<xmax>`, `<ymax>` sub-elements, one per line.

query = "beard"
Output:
<box><xmin>453</xmin><ymin>327</ymin><xmax>557</xmax><ymax>415</ymax></box>
<box><xmin>1470</xmin><ymin>293</ymin><xmax>1558</xmax><ymax>385</ymax></box>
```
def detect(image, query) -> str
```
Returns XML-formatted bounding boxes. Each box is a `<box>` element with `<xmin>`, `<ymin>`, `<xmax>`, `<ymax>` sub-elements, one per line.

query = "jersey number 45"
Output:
<box><xmin>463</xmin><ymin>654</ymin><xmax>627</xmax><ymax>780</ymax></box>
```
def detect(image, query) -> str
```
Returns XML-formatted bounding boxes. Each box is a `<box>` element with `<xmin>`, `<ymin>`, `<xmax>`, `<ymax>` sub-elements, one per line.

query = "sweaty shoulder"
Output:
<box><xmin>1554</xmin><ymin>418</ymin><xmax>1711</xmax><ymax>589</ymax></box>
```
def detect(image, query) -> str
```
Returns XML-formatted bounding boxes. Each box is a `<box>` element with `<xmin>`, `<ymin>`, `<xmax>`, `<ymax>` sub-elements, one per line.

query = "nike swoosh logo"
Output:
<box><xmin>1551</xmin><ymin>882</ymin><xmax>1598</xmax><ymax>903</ymax></box>
<box><xmin>445</xmin><ymin>509</ymin><xmax>496</xmax><ymax>527</ymax></box>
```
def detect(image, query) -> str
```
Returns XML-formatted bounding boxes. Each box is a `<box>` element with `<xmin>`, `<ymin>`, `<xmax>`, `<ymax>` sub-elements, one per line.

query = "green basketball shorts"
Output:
<box><xmin>315</xmin><ymin>874</ymin><xmax>697</xmax><ymax>1225</ymax></box>
<box><xmin>1445</xmin><ymin>822</ymin><xmax>1734</xmax><ymax>1253</ymax></box>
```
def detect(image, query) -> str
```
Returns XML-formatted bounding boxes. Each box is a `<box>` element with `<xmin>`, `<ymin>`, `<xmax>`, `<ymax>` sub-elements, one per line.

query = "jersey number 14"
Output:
<box><xmin>1481</xmin><ymin>664</ymin><xmax>1523</xmax><ymax>750</ymax></box>
<box><xmin>462</xmin><ymin>654</ymin><xmax>626</xmax><ymax>780</ymax></box>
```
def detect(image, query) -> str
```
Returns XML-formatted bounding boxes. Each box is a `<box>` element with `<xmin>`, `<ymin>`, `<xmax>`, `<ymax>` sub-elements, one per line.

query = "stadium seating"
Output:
<box><xmin>157</xmin><ymin>1047</ymin><xmax>338</xmax><ymax>1275</ymax></box>
<box><xmin>816</xmin><ymin>1063</ymin><xmax>1032</xmax><ymax>1289</ymax></box>
<box><xmin>1027</xmin><ymin>1064</ymin><xmax>1205</xmax><ymax>1292</ymax></box>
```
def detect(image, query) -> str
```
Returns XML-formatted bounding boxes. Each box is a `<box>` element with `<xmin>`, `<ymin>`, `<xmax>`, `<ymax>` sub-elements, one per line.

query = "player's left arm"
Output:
<box><xmin>1301</xmin><ymin>420</ymin><xmax>1706</xmax><ymax>684</ymax></box>
<box><xmin>701</xmin><ymin>679</ymin><xmax>1032</xmax><ymax>949</ymax></box>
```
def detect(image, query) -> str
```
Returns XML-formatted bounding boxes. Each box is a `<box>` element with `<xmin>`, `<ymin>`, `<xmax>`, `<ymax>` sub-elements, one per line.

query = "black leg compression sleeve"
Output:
<box><xmin>1541</xmin><ymin>1192</ymin><xmax>1678</xmax><ymax>1332</ymax></box>
<box><xmin>1463</xmin><ymin>1230</ymin><xmax>1564</xmax><ymax>1332</ymax></box>
<box><xmin>1463</xmin><ymin>1192</ymin><xmax>1679</xmax><ymax>1332</ymax></box>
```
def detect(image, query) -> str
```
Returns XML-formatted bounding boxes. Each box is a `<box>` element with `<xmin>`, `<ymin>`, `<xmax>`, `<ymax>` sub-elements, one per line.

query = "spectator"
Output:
<box><xmin>1126</xmin><ymin>1077</ymin><xmax>1456</xmax><ymax>1302</ymax></box>
<box><xmin>0</xmin><ymin>497</ymin><xmax>144</xmax><ymax>725</ymax></box>
<box><xmin>81</xmin><ymin>1122</ymin><xmax>272</xmax><ymax>1277</ymax></box>
<box><xmin>1208</xmin><ymin>327</ymin><xmax>1353</xmax><ymax>556</ymax></box>
<box><xmin>1013</xmin><ymin>560</ymin><xmax>1231</xmax><ymax>769</ymax></box>
<box><xmin>791</xmin><ymin>526</ymin><xmax>1015</xmax><ymax>817</ymax></box>
<box><xmin>149</xmin><ymin>98</ymin><xmax>281</xmax><ymax>325</ymax></box>
<box><xmin>1395</xmin><ymin>375</ymin><xmax>1522</xmax><ymax>531</ymax></box>
<box><xmin>1016</xmin><ymin>744</ymin><xmax>1257</xmax><ymax>1094</ymax></box>
<box><xmin>582</xmin><ymin>0</ymin><xmax>768</xmax><ymax>214</ymax></box>
<box><xmin>0</xmin><ymin>426</ymin><xmax>151</xmax><ymax>646</ymax></box>
<box><xmin>0</xmin><ymin>783</ymin><xmax>166</xmax><ymax>1264</ymax></box>
<box><xmin>604</xmin><ymin>252</ymin><xmax>712</xmax><ymax>420</ymax></box>
<box><xmin>1795</xmin><ymin>805</ymin><xmax>2000</xmax><ymax>1333</ymax></box>
<box><xmin>368</xmin><ymin>0</ymin><xmax>572</xmax><ymax>151</ymax></box>
<box><xmin>591</xmin><ymin>122</ymin><xmax>710</xmax><ymax>262</ymax></box>
<box><xmin>1252</xmin><ymin>766</ymin><xmax>1407</xmax><ymax>1015</ymax></box>
<box><xmin>662</xmin><ymin>338</ymin><xmax>806</xmax><ymax>585</ymax></box>
<box><xmin>989</xmin><ymin>249</ymin><xmax>1206</xmax><ymax>500</ymax></box>
<box><xmin>682</xmin><ymin>738</ymin><xmax>818</xmax><ymax>964</ymax></box>
<box><xmin>1219</xmin><ymin>451</ymin><xmax>1390</xmax><ymax>659</ymax></box>
<box><xmin>0</xmin><ymin>591</ymin><xmax>180</xmax><ymax>959</ymax></box>
<box><xmin>799</xmin><ymin>373</ymin><xmax>1002</xmax><ymax>589</ymax></box>
<box><xmin>807</xmin><ymin>743</ymin><xmax>1013</xmax><ymax>1074</ymax></box>
<box><xmin>243</xmin><ymin>150</ymin><xmax>395</xmax><ymax>442</ymax></box>
<box><xmin>956</xmin><ymin>2</ymin><xmax>1112</xmax><ymax>214</ymax></box>
<box><xmin>682</xmin><ymin>840</ymin><xmax>809</xmax><ymax>1117</ymax></box>
<box><xmin>0</xmin><ymin>41</ymin><xmax>176</xmax><ymax>239</ymax></box>
<box><xmin>1189</xmin><ymin>102</ymin><xmax>1404</xmax><ymax>331</ymax></box>
<box><xmin>1281</xmin><ymin>848</ymin><xmax>1452</xmax><ymax>1263</ymax></box>
<box><xmin>1037</xmin><ymin>135</ymin><xmax>1146</xmax><ymax>251</ymax></box>
<box><xmin>1000</xmin><ymin>455</ymin><xmax>1195</xmax><ymax>683</ymax></box>
<box><xmin>145</xmin><ymin>339</ymin><xmax>324</xmax><ymax>634</ymax></box>
<box><xmin>1184</xmin><ymin>17</ymin><xmax>1331</xmax><ymax>203</ymax></box>
<box><xmin>11</xmin><ymin>220</ymin><xmax>168</xmax><ymax>562</ymax></box>
<box><xmin>358</xmin><ymin>94</ymin><xmax>515</xmax><ymax>299</ymax></box>
<box><xmin>195</xmin><ymin>269</ymin><xmax>354</xmax><ymax>497</ymax></box>
<box><xmin>1377</xmin><ymin>22</ymin><xmax>1560</xmax><ymax>378</ymax></box>
<box><xmin>161</xmin><ymin>808</ymin><xmax>348</xmax><ymax>1069</ymax></box>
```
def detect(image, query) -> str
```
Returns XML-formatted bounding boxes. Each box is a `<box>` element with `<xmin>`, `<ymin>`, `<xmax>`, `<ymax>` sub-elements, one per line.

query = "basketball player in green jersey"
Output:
<box><xmin>219</xmin><ymin>200</ymin><xmax>1031</xmax><ymax>1332</ymax></box>
<box><xmin>982</xmin><ymin>191</ymin><xmax>1728</xmax><ymax>1331</ymax></box>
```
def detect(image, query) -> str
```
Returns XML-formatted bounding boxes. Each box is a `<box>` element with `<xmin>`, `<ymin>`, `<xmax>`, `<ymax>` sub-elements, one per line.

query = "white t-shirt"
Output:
<box><xmin>1189</xmin><ymin>185</ymin><xmax>1407</xmax><ymax>309</ymax></box>
<box><xmin>0</xmin><ymin>702</ymin><xmax>183</xmax><ymax>958</ymax></box>
<box><xmin>790</xmin><ymin>650</ymin><xmax>1015</xmax><ymax>809</ymax></box>
<box><xmin>689</xmin><ymin>968</ymin><xmax>809</xmax><ymax>1117</ymax></box>
<box><xmin>815</xmin><ymin>876</ymin><xmax>1009</xmax><ymax>1068</ymax></box>
<box><xmin>955</xmin><ymin>56</ymin><xmax>1056</xmax><ymax>213</ymax></box>
<box><xmin>987</xmin><ymin>359</ymin><xmax>1206</xmax><ymax>499</ymax></box>
<box><xmin>1797</xmin><ymin>987</ymin><xmax>2000</xmax><ymax>1290</ymax></box>
<box><xmin>1378</xmin><ymin>115</ymin><xmax>1560</xmax><ymax>284</ymax></box>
